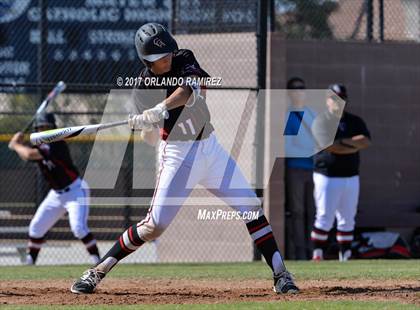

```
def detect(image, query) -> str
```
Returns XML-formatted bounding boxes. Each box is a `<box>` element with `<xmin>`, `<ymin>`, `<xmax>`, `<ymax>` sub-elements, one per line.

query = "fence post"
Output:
<box><xmin>171</xmin><ymin>0</ymin><xmax>177</xmax><ymax>35</ymax></box>
<box><xmin>38</xmin><ymin>0</ymin><xmax>48</xmax><ymax>85</ymax></box>
<box><xmin>123</xmin><ymin>139</ymin><xmax>134</xmax><ymax>229</ymax></box>
<box><xmin>36</xmin><ymin>0</ymin><xmax>48</xmax><ymax>207</ymax></box>
<box><xmin>366</xmin><ymin>0</ymin><xmax>374</xmax><ymax>42</ymax></box>
<box><xmin>378</xmin><ymin>0</ymin><xmax>384</xmax><ymax>42</ymax></box>
<box><xmin>269</xmin><ymin>0</ymin><xmax>276</xmax><ymax>32</ymax></box>
<box><xmin>254</xmin><ymin>0</ymin><xmax>268</xmax><ymax>261</ymax></box>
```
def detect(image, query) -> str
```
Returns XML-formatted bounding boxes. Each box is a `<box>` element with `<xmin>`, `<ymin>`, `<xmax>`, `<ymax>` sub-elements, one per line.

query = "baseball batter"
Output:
<box><xmin>310</xmin><ymin>84</ymin><xmax>371</xmax><ymax>261</ymax></box>
<box><xmin>71</xmin><ymin>23</ymin><xmax>298</xmax><ymax>294</ymax></box>
<box><xmin>8</xmin><ymin>113</ymin><xmax>100</xmax><ymax>265</ymax></box>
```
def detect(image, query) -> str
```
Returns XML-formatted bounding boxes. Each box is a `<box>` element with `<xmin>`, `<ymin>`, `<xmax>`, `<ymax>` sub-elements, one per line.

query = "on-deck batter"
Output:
<box><xmin>8</xmin><ymin>113</ymin><xmax>100</xmax><ymax>265</ymax></box>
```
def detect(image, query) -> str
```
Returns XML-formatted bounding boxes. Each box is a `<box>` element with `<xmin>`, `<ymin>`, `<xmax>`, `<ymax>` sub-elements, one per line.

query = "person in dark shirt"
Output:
<box><xmin>8</xmin><ymin>113</ymin><xmax>100</xmax><ymax>265</ymax></box>
<box><xmin>310</xmin><ymin>84</ymin><xmax>371</xmax><ymax>261</ymax></box>
<box><xmin>284</xmin><ymin>77</ymin><xmax>316</xmax><ymax>260</ymax></box>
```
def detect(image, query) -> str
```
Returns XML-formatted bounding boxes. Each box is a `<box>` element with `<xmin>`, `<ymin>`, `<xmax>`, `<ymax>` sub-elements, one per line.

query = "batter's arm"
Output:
<box><xmin>141</xmin><ymin>86</ymin><xmax>192</xmax><ymax>124</ymax></box>
<box><xmin>140</xmin><ymin>85</ymin><xmax>193</xmax><ymax>124</ymax></box>
<box><xmin>132</xmin><ymin>85</ymin><xmax>194</xmax><ymax>143</ymax></box>
<box><xmin>163</xmin><ymin>85</ymin><xmax>193</xmax><ymax>110</ymax></box>
<box><xmin>8</xmin><ymin>132</ymin><xmax>43</xmax><ymax>161</ymax></box>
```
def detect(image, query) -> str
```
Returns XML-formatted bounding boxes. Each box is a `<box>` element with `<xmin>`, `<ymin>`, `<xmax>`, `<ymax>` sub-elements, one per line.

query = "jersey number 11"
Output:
<box><xmin>178</xmin><ymin>118</ymin><xmax>196</xmax><ymax>135</ymax></box>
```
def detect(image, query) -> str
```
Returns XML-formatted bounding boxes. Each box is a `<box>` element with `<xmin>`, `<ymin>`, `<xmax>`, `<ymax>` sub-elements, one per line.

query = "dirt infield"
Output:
<box><xmin>0</xmin><ymin>278</ymin><xmax>419</xmax><ymax>306</ymax></box>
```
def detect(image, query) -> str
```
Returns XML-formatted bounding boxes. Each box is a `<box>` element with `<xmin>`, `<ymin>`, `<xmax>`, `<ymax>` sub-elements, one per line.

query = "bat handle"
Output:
<box><xmin>98</xmin><ymin>120</ymin><xmax>129</xmax><ymax>130</ymax></box>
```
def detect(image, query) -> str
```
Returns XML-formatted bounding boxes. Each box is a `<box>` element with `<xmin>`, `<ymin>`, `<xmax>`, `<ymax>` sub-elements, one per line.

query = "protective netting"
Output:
<box><xmin>0</xmin><ymin>0</ymin><xmax>261</xmax><ymax>265</ymax></box>
<box><xmin>0</xmin><ymin>85</ymin><xmax>258</xmax><ymax>265</ymax></box>
<box><xmin>2</xmin><ymin>0</ymin><xmax>418</xmax><ymax>266</ymax></box>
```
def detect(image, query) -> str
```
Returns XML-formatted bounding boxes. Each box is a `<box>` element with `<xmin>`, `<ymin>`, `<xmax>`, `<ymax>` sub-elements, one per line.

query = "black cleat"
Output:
<box><xmin>71</xmin><ymin>268</ymin><xmax>105</xmax><ymax>294</ymax></box>
<box><xmin>273</xmin><ymin>270</ymin><xmax>299</xmax><ymax>294</ymax></box>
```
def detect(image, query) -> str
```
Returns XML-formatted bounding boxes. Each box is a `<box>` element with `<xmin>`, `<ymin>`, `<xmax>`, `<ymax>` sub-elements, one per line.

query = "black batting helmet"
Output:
<box><xmin>328</xmin><ymin>84</ymin><xmax>347</xmax><ymax>100</ymax></box>
<box><xmin>135</xmin><ymin>23</ymin><xmax>178</xmax><ymax>65</ymax></box>
<box><xmin>34</xmin><ymin>112</ymin><xmax>56</xmax><ymax>129</ymax></box>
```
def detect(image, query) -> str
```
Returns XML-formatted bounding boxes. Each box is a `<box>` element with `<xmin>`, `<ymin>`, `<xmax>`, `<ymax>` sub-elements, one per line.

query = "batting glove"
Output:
<box><xmin>128</xmin><ymin>115</ymin><xmax>153</xmax><ymax>131</ymax></box>
<box><xmin>142</xmin><ymin>103</ymin><xmax>168</xmax><ymax>124</ymax></box>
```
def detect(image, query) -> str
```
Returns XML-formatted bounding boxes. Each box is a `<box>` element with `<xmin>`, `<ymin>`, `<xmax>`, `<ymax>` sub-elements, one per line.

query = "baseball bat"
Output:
<box><xmin>29</xmin><ymin>120</ymin><xmax>128</xmax><ymax>145</ymax></box>
<box><xmin>22</xmin><ymin>81</ymin><xmax>66</xmax><ymax>133</ymax></box>
<box><xmin>29</xmin><ymin>110</ymin><xmax>169</xmax><ymax>145</ymax></box>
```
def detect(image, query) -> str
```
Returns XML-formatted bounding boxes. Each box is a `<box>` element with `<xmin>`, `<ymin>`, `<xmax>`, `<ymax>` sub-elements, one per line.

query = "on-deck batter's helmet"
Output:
<box><xmin>328</xmin><ymin>84</ymin><xmax>347</xmax><ymax>100</ymax></box>
<box><xmin>34</xmin><ymin>112</ymin><xmax>56</xmax><ymax>129</ymax></box>
<box><xmin>135</xmin><ymin>23</ymin><xmax>178</xmax><ymax>65</ymax></box>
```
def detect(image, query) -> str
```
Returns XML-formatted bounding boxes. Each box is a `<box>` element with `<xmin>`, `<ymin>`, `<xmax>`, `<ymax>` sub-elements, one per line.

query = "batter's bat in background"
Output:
<box><xmin>22</xmin><ymin>81</ymin><xmax>66</xmax><ymax>133</ymax></box>
<box><xmin>29</xmin><ymin>120</ymin><xmax>128</xmax><ymax>145</ymax></box>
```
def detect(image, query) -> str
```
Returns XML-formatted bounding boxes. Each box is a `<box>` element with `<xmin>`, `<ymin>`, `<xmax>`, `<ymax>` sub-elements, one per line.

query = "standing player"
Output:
<box><xmin>284</xmin><ymin>77</ymin><xmax>316</xmax><ymax>260</ymax></box>
<box><xmin>8</xmin><ymin>113</ymin><xmax>100</xmax><ymax>265</ymax></box>
<box><xmin>310</xmin><ymin>84</ymin><xmax>371</xmax><ymax>261</ymax></box>
<box><xmin>71</xmin><ymin>23</ymin><xmax>298</xmax><ymax>294</ymax></box>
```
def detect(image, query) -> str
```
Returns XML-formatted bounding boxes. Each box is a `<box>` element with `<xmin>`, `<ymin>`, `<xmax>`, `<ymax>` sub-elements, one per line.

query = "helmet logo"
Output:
<box><xmin>153</xmin><ymin>38</ymin><xmax>166</xmax><ymax>48</ymax></box>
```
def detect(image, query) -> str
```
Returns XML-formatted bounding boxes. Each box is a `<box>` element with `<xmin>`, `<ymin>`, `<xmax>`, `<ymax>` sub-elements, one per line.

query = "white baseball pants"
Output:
<box><xmin>29</xmin><ymin>178</ymin><xmax>91</xmax><ymax>239</ymax></box>
<box><xmin>312</xmin><ymin>172</ymin><xmax>359</xmax><ymax>232</ymax></box>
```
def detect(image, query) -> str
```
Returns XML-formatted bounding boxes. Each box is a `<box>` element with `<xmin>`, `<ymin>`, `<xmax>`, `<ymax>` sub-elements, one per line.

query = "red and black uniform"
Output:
<box><xmin>36</xmin><ymin>141</ymin><xmax>79</xmax><ymax>190</ymax></box>
<box><xmin>134</xmin><ymin>49</ymin><xmax>215</xmax><ymax>141</ymax></box>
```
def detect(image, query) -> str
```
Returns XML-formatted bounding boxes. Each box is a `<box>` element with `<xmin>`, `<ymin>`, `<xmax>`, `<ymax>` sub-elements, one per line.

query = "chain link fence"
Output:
<box><xmin>0</xmin><ymin>86</ymin><xmax>258</xmax><ymax>265</ymax></box>
<box><xmin>2</xmin><ymin>0</ymin><xmax>419</xmax><ymax>266</ymax></box>
<box><xmin>0</xmin><ymin>0</ymin><xmax>261</xmax><ymax>265</ymax></box>
<box><xmin>274</xmin><ymin>0</ymin><xmax>420</xmax><ymax>42</ymax></box>
<box><xmin>0</xmin><ymin>0</ymin><xmax>259</xmax><ymax>86</ymax></box>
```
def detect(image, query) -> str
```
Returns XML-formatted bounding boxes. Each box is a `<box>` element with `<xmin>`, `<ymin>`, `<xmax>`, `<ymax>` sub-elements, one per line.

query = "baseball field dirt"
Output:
<box><xmin>0</xmin><ymin>261</ymin><xmax>418</xmax><ymax>309</ymax></box>
<box><xmin>0</xmin><ymin>278</ymin><xmax>419</xmax><ymax>306</ymax></box>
